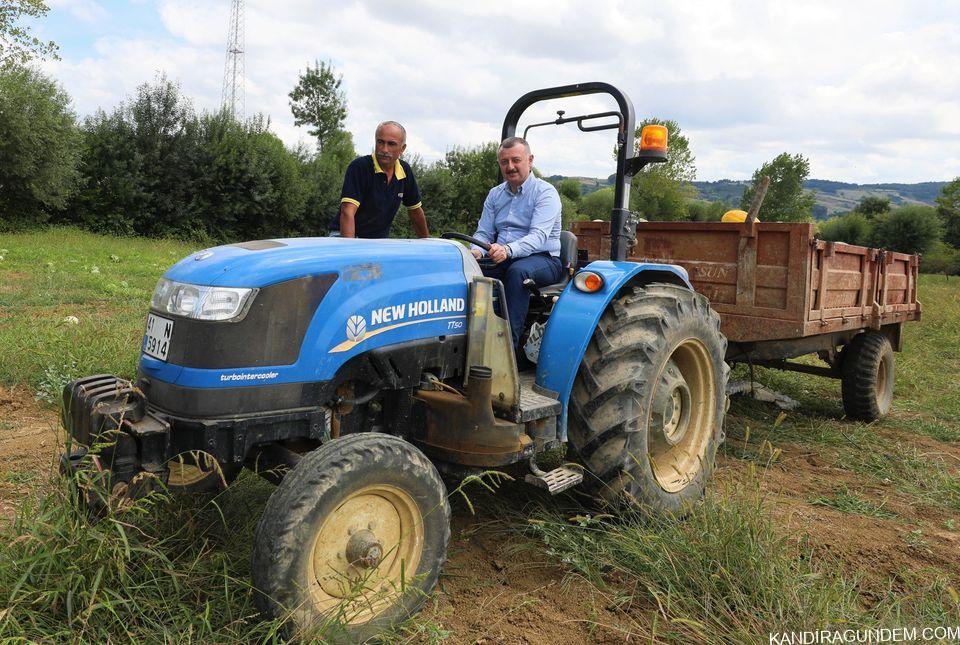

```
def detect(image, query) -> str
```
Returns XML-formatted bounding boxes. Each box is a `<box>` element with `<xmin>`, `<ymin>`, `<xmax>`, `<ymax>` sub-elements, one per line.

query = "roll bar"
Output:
<box><xmin>500</xmin><ymin>82</ymin><xmax>664</xmax><ymax>261</ymax></box>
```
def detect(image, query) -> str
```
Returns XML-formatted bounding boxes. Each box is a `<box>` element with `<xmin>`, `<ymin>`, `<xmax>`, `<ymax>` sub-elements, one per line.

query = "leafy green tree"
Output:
<box><xmin>558</xmin><ymin>178</ymin><xmax>581</xmax><ymax>202</ymax></box>
<box><xmin>301</xmin><ymin>129</ymin><xmax>357</xmax><ymax>235</ymax></box>
<box><xmin>288</xmin><ymin>60</ymin><xmax>347</xmax><ymax>151</ymax></box>
<box><xmin>935</xmin><ymin>177</ymin><xmax>960</xmax><ymax>248</ymax></box>
<box><xmin>70</xmin><ymin>77</ymin><xmax>201</xmax><ymax>237</ymax></box>
<box><xmin>0</xmin><ymin>65</ymin><xmax>80</xmax><ymax>229</ymax></box>
<box><xmin>71</xmin><ymin>75</ymin><xmax>315</xmax><ymax>241</ymax></box>
<box><xmin>817</xmin><ymin>212</ymin><xmax>873</xmax><ymax>246</ymax></box>
<box><xmin>871</xmin><ymin>205</ymin><xmax>941</xmax><ymax>255</ymax></box>
<box><xmin>559</xmin><ymin>194</ymin><xmax>581</xmax><ymax>230</ymax></box>
<box><xmin>579</xmin><ymin>186</ymin><xmax>615</xmax><ymax>220</ymax></box>
<box><xmin>630</xmin><ymin>118</ymin><xmax>695</xmax><ymax>220</ymax></box>
<box><xmin>921</xmin><ymin>240</ymin><xmax>960</xmax><ymax>275</ymax></box>
<box><xmin>193</xmin><ymin>112</ymin><xmax>311</xmax><ymax>241</ymax></box>
<box><xmin>687</xmin><ymin>200</ymin><xmax>727</xmax><ymax>222</ymax></box>
<box><xmin>0</xmin><ymin>1</ymin><xmax>58</xmax><ymax>66</ymax></box>
<box><xmin>853</xmin><ymin>195</ymin><xmax>890</xmax><ymax>218</ymax></box>
<box><xmin>740</xmin><ymin>152</ymin><xmax>816</xmax><ymax>222</ymax></box>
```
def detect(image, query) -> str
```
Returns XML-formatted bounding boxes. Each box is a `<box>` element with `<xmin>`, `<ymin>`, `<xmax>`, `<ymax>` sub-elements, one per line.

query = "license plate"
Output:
<box><xmin>143</xmin><ymin>313</ymin><xmax>174</xmax><ymax>361</ymax></box>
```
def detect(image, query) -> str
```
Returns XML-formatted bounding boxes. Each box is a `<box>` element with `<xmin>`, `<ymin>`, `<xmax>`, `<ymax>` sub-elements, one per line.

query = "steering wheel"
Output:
<box><xmin>440</xmin><ymin>232</ymin><xmax>497</xmax><ymax>270</ymax></box>
<box><xmin>441</xmin><ymin>232</ymin><xmax>490</xmax><ymax>251</ymax></box>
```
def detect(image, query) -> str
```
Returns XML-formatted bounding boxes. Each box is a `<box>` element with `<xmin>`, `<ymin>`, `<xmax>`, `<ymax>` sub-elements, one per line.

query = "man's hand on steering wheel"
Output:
<box><xmin>470</xmin><ymin>248</ymin><xmax>484</xmax><ymax>260</ymax></box>
<box><xmin>488</xmin><ymin>243</ymin><xmax>510</xmax><ymax>264</ymax></box>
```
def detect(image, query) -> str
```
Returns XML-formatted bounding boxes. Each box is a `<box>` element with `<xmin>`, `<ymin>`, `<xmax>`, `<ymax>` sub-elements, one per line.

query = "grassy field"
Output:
<box><xmin>0</xmin><ymin>227</ymin><xmax>958</xmax><ymax>642</ymax></box>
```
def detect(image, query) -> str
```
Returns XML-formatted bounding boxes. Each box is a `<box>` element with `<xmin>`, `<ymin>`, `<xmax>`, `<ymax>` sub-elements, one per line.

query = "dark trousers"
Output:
<box><xmin>481</xmin><ymin>253</ymin><xmax>563</xmax><ymax>348</ymax></box>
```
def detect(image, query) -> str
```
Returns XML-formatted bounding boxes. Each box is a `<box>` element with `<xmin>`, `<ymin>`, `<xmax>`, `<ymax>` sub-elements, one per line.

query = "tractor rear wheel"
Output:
<box><xmin>252</xmin><ymin>432</ymin><xmax>450</xmax><ymax>641</ymax></box>
<box><xmin>841</xmin><ymin>330</ymin><xmax>894</xmax><ymax>421</ymax></box>
<box><xmin>568</xmin><ymin>283</ymin><xmax>728</xmax><ymax>515</ymax></box>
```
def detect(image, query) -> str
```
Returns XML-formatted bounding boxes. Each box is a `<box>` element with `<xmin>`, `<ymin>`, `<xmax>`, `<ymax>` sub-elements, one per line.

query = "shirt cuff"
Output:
<box><xmin>505</xmin><ymin>242</ymin><xmax>519</xmax><ymax>258</ymax></box>
<box><xmin>405</xmin><ymin>201</ymin><xmax>422</xmax><ymax>211</ymax></box>
<box><xmin>340</xmin><ymin>197</ymin><xmax>360</xmax><ymax>207</ymax></box>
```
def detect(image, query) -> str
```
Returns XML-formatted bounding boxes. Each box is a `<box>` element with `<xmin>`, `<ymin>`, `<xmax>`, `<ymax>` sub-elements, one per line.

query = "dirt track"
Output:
<box><xmin>2</xmin><ymin>389</ymin><xmax>958</xmax><ymax>643</ymax></box>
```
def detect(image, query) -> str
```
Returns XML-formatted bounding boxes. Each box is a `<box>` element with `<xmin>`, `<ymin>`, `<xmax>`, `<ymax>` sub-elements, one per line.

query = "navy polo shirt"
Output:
<box><xmin>330</xmin><ymin>155</ymin><xmax>423</xmax><ymax>238</ymax></box>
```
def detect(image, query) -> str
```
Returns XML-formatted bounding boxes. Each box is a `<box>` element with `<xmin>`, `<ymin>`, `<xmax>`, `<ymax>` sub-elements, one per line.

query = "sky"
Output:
<box><xmin>30</xmin><ymin>0</ymin><xmax>960</xmax><ymax>183</ymax></box>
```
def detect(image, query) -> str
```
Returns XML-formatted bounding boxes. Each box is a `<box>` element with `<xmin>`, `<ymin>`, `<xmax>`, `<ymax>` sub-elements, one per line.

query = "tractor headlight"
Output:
<box><xmin>150</xmin><ymin>278</ymin><xmax>257</xmax><ymax>321</ymax></box>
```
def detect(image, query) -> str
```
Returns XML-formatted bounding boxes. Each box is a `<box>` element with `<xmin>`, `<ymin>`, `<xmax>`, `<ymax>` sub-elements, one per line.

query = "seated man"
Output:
<box><xmin>470</xmin><ymin>137</ymin><xmax>563</xmax><ymax>349</ymax></box>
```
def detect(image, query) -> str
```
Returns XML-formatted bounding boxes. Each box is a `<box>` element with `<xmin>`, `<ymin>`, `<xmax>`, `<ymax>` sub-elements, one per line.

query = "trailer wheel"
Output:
<box><xmin>841</xmin><ymin>331</ymin><xmax>894</xmax><ymax>421</ymax></box>
<box><xmin>252</xmin><ymin>433</ymin><xmax>450</xmax><ymax>640</ymax></box>
<box><xmin>569</xmin><ymin>283</ymin><xmax>729</xmax><ymax>515</ymax></box>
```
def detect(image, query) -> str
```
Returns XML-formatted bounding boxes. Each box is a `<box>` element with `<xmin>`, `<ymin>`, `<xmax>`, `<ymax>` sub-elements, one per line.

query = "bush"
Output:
<box><xmin>817</xmin><ymin>212</ymin><xmax>873</xmax><ymax>246</ymax></box>
<box><xmin>687</xmin><ymin>200</ymin><xmax>727</xmax><ymax>222</ymax></box>
<box><xmin>0</xmin><ymin>65</ymin><xmax>81</xmax><ymax>230</ymax></box>
<box><xmin>920</xmin><ymin>241</ymin><xmax>960</xmax><ymax>275</ymax></box>
<box><xmin>558</xmin><ymin>178</ymin><xmax>581</xmax><ymax>202</ymax></box>
<box><xmin>67</xmin><ymin>77</ymin><xmax>317</xmax><ymax>242</ymax></box>
<box><xmin>579</xmin><ymin>186</ymin><xmax>615</xmax><ymax>220</ymax></box>
<box><xmin>872</xmin><ymin>205</ymin><xmax>942</xmax><ymax>255</ymax></box>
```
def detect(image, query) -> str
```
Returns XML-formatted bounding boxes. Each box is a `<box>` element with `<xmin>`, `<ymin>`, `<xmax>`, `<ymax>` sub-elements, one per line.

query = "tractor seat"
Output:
<box><xmin>540</xmin><ymin>230</ymin><xmax>578</xmax><ymax>295</ymax></box>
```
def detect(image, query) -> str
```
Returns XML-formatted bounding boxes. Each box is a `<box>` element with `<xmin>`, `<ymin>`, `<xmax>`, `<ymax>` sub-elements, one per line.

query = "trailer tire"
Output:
<box><xmin>568</xmin><ymin>283</ymin><xmax>729</xmax><ymax>515</ymax></box>
<box><xmin>841</xmin><ymin>331</ymin><xmax>894</xmax><ymax>421</ymax></box>
<box><xmin>252</xmin><ymin>432</ymin><xmax>450</xmax><ymax>641</ymax></box>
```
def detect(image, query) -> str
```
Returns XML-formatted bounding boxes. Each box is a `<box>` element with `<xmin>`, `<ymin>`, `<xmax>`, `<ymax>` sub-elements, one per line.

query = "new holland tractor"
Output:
<box><xmin>61</xmin><ymin>82</ymin><xmax>728</xmax><ymax>639</ymax></box>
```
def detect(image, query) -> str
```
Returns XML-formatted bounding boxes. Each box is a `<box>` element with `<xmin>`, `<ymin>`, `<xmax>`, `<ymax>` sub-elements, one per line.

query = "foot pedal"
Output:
<box><xmin>525</xmin><ymin>465</ymin><xmax>583</xmax><ymax>495</ymax></box>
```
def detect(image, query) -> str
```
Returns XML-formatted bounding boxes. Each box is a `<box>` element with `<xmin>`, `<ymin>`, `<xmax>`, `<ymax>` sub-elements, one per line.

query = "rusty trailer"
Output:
<box><xmin>572</xmin><ymin>220</ymin><xmax>922</xmax><ymax>420</ymax></box>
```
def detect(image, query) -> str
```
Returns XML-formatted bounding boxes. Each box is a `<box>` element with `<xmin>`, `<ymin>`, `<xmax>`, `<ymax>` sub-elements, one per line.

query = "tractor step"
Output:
<box><xmin>512</xmin><ymin>374</ymin><xmax>561</xmax><ymax>423</ymax></box>
<box><xmin>525</xmin><ymin>465</ymin><xmax>584</xmax><ymax>495</ymax></box>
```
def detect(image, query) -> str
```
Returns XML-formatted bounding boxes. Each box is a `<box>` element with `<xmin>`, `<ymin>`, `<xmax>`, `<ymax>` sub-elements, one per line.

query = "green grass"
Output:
<box><xmin>808</xmin><ymin>484</ymin><xmax>897</xmax><ymax>519</ymax></box>
<box><xmin>0</xmin><ymin>227</ymin><xmax>199</xmax><ymax>397</ymax></box>
<box><xmin>1</xmin><ymin>227</ymin><xmax>959</xmax><ymax>641</ymax></box>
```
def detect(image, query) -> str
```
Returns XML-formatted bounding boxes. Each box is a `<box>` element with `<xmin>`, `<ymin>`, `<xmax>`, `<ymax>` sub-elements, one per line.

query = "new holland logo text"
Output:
<box><xmin>330</xmin><ymin>297</ymin><xmax>467</xmax><ymax>353</ymax></box>
<box><xmin>370</xmin><ymin>297</ymin><xmax>465</xmax><ymax>325</ymax></box>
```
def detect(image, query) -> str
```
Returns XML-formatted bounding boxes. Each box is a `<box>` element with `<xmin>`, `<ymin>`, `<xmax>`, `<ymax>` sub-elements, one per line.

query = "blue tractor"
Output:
<box><xmin>62</xmin><ymin>83</ymin><xmax>728</xmax><ymax>639</ymax></box>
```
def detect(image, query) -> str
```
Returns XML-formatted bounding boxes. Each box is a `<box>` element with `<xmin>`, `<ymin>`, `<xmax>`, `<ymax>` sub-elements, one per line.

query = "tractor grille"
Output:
<box><xmin>158</xmin><ymin>273</ymin><xmax>336</xmax><ymax>369</ymax></box>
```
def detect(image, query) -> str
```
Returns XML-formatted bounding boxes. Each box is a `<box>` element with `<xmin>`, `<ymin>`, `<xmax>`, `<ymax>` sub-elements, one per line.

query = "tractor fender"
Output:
<box><xmin>535</xmin><ymin>260</ymin><xmax>692</xmax><ymax>441</ymax></box>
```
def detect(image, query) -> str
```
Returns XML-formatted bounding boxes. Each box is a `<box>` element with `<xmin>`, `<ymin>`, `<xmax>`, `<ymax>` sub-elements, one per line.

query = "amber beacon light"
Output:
<box><xmin>639</xmin><ymin>125</ymin><xmax>669</xmax><ymax>153</ymax></box>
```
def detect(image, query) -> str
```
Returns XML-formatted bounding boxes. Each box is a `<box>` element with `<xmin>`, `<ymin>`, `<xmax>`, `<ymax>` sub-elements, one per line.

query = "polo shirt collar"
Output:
<box><xmin>371</xmin><ymin>154</ymin><xmax>406</xmax><ymax>180</ymax></box>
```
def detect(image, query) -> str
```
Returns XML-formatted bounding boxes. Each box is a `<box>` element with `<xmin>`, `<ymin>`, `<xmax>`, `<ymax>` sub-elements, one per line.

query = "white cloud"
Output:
<box><xmin>40</xmin><ymin>0</ymin><xmax>960</xmax><ymax>183</ymax></box>
<box><xmin>48</xmin><ymin>0</ymin><xmax>109</xmax><ymax>24</ymax></box>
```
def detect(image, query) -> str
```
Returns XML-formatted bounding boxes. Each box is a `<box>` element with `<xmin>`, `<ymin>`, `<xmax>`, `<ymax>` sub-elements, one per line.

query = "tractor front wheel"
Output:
<box><xmin>568</xmin><ymin>283</ymin><xmax>729</xmax><ymax>515</ymax></box>
<box><xmin>252</xmin><ymin>432</ymin><xmax>450</xmax><ymax>640</ymax></box>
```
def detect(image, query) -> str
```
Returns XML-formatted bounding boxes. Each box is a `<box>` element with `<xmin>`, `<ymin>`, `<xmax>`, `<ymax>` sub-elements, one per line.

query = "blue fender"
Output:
<box><xmin>535</xmin><ymin>260</ymin><xmax>692</xmax><ymax>440</ymax></box>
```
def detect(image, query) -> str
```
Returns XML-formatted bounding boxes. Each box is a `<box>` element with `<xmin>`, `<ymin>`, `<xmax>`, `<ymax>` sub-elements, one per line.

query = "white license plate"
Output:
<box><xmin>143</xmin><ymin>313</ymin><xmax>174</xmax><ymax>361</ymax></box>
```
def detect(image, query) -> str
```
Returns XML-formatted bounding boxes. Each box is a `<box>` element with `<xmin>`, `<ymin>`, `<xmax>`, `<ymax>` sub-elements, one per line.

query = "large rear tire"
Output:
<box><xmin>841</xmin><ymin>330</ymin><xmax>894</xmax><ymax>421</ymax></box>
<box><xmin>252</xmin><ymin>433</ymin><xmax>450</xmax><ymax>641</ymax></box>
<box><xmin>568</xmin><ymin>283</ymin><xmax>729</xmax><ymax>514</ymax></box>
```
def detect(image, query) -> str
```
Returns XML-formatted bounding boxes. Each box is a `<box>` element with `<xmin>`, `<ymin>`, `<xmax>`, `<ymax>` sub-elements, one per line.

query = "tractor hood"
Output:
<box><xmin>163</xmin><ymin>237</ymin><xmax>477</xmax><ymax>288</ymax></box>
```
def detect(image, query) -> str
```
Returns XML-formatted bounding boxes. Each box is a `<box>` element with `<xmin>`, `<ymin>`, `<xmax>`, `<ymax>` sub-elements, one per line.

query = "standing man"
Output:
<box><xmin>471</xmin><ymin>136</ymin><xmax>562</xmax><ymax>348</ymax></box>
<box><xmin>330</xmin><ymin>121</ymin><xmax>430</xmax><ymax>238</ymax></box>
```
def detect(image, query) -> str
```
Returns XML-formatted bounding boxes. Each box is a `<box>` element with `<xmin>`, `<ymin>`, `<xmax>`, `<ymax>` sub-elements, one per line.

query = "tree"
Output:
<box><xmin>687</xmin><ymin>200</ymin><xmax>727</xmax><ymax>222</ymax></box>
<box><xmin>630</xmin><ymin>118</ymin><xmax>695</xmax><ymax>221</ymax></box>
<box><xmin>0</xmin><ymin>1</ymin><xmax>58</xmax><ymax>66</ymax></box>
<box><xmin>301</xmin><ymin>128</ymin><xmax>356</xmax><ymax>235</ymax></box>
<box><xmin>854</xmin><ymin>195</ymin><xmax>891</xmax><ymax>218</ymax></box>
<box><xmin>558</xmin><ymin>178</ymin><xmax>581</xmax><ymax>202</ymax></box>
<box><xmin>817</xmin><ymin>212</ymin><xmax>872</xmax><ymax>246</ymax></box>
<box><xmin>579</xmin><ymin>186</ymin><xmax>615</xmax><ymax>220</ymax></box>
<box><xmin>935</xmin><ymin>177</ymin><xmax>960</xmax><ymax>248</ymax></box>
<box><xmin>0</xmin><ymin>65</ymin><xmax>80</xmax><ymax>229</ymax></box>
<box><xmin>740</xmin><ymin>152</ymin><xmax>816</xmax><ymax>222</ymax></box>
<box><xmin>288</xmin><ymin>60</ymin><xmax>347</xmax><ymax>150</ymax></box>
<box><xmin>871</xmin><ymin>205</ymin><xmax>941</xmax><ymax>255</ymax></box>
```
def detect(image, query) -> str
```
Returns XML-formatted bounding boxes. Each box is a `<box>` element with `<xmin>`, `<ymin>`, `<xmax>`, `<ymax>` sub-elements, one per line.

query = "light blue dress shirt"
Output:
<box><xmin>471</xmin><ymin>174</ymin><xmax>562</xmax><ymax>258</ymax></box>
